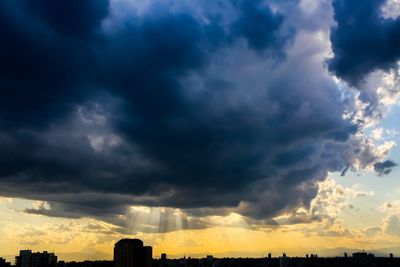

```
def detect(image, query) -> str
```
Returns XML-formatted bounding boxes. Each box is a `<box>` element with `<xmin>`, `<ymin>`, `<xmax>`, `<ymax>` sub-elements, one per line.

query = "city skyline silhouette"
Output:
<box><xmin>1</xmin><ymin>238</ymin><xmax>399</xmax><ymax>267</ymax></box>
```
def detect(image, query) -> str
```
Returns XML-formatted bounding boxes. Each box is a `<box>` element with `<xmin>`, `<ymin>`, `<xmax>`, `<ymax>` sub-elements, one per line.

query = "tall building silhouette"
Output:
<box><xmin>161</xmin><ymin>254</ymin><xmax>167</xmax><ymax>261</ymax></box>
<box><xmin>114</xmin><ymin>239</ymin><xmax>152</xmax><ymax>267</ymax></box>
<box><xmin>15</xmin><ymin>250</ymin><xmax>57</xmax><ymax>267</ymax></box>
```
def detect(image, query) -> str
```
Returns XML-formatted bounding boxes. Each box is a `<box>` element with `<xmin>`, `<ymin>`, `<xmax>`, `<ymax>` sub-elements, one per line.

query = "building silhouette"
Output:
<box><xmin>15</xmin><ymin>250</ymin><xmax>57</xmax><ymax>267</ymax></box>
<box><xmin>2</xmin><ymin>247</ymin><xmax>400</xmax><ymax>267</ymax></box>
<box><xmin>113</xmin><ymin>239</ymin><xmax>152</xmax><ymax>267</ymax></box>
<box><xmin>0</xmin><ymin>258</ymin><xmax>11</xmax><ymax>267</ymax></box>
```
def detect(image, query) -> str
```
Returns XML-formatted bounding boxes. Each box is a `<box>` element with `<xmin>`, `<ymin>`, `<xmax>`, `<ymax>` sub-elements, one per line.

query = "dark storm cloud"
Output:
<box><xmin>328</xmin><ymin>0</ymin><xmax>400</xmax><ymax>85</ymax></box>
<box><xmin>25</xmin><ymin>0</ymin><xmax>109</xmax><ymax>36</ymax></box>
<box><xmin>232</xmin><ymin>0</ymin><xmax>287</xmax><ymax>52</ymax></box>
<box><xmin>0</xmin><ymin>0</ymin><xmax>105</xmax><ymax>129</ymax></box>
<box><xmin>0</xmin><ymin>0</ymin><xmax>391</xmax><ymax>231</ymax></box>
<box><xmin>374</xmin><ymin>160</ymin><xmax>398</xmax><ymax>176</ymax></box>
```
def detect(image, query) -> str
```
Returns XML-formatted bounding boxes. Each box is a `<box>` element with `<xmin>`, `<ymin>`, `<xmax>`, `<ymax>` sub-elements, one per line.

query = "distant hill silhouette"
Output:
<box><xmin>56</xmin><ymin>247</ymin><xmax>111</xmax><ymax>262</ymax></box>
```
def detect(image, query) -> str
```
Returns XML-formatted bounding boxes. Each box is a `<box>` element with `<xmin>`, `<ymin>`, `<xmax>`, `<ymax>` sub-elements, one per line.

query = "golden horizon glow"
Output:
<box><xmin>1</xmin><ymin>176</ymin><xmax>400</xmax><ymax>263</ymax></box>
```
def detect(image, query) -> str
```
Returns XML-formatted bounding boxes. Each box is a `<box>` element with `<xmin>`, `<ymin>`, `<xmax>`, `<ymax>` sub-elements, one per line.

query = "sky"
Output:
<box><xmin>1</xmin><ymin>0</ymin><xmax>400</xmax><ymax>262</ymax></box>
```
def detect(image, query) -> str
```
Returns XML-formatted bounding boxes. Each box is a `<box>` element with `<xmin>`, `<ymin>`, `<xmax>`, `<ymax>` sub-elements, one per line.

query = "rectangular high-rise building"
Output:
<box><xmin>16</xmin><ymin>250</ymin><xmax>57</xmax><ymax>267</ymax></box>
<box><xmin>114</xmin><ymin>239</ymin><xmax>152</xmax><ymax>267</ymax></box>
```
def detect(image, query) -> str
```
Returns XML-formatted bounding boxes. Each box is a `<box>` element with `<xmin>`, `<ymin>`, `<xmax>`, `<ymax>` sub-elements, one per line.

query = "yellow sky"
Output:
<box><xmin>1</xmin><ymin>177</ymin><xmax>400</xmax><ymax>263</ymax></box>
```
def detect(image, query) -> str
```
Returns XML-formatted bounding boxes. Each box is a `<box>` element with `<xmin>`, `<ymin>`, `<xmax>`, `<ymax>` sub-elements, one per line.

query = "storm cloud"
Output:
<box><xmin>328</xmin><ymin>0</ymin><xmax>400</xmax><ymax>85</ymax></box>
<box><xmin>0</xmin><ymin>0</ymin><xmax>396</xmax><ymax>231</ymax></box>
<box><xmin>374</xmin><ymin>160</ymin><xmax>398</xmax><ymax>176</ymax></box>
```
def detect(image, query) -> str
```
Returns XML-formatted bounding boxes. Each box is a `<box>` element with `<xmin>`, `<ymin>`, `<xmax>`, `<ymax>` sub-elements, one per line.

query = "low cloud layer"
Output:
<box><xmin>0</xmin><ymin>0</ymin><xmax>397</xmax><ymax>232</ymax></box>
